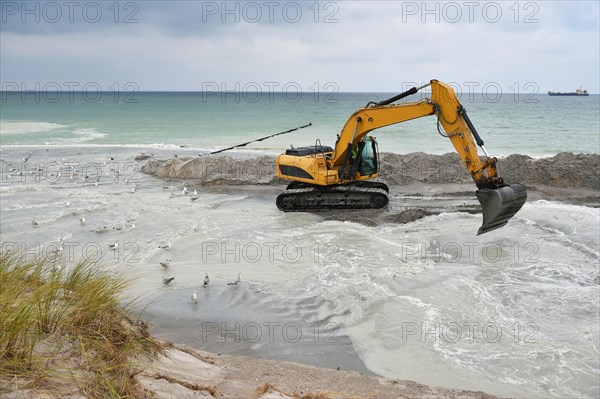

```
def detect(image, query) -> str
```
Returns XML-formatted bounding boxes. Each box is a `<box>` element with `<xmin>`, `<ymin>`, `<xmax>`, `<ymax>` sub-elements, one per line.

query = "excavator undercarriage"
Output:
<box><xmin>276</xmin><ymin>180</ymin><xmax>389</xmax><ymax>212</ymax></box>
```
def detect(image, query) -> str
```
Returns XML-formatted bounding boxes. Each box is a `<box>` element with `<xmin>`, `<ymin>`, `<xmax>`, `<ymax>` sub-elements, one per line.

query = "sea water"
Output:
<box><xmin>1</xmin><ymin>93</ymin><xmax>599</xmax><ymax>398</ymax></box>
<box><xmin>1</xmin><ymin>92</ymin><xmax>599</xmax><ymax>157</ymax></box>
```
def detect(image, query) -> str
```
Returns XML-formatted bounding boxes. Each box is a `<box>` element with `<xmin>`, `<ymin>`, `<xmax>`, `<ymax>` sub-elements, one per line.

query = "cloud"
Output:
<box><xmin>1</xmin><ymin>1</ymin><xmax>598</xmax><ymax>92</ymax></box>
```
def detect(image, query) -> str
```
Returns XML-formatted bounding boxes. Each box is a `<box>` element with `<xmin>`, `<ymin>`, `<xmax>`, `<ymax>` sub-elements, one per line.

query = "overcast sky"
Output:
<box><xmin>1</xmin><ymin>1</ymin><xmax>599</xmax><ymax>93</ymax></box>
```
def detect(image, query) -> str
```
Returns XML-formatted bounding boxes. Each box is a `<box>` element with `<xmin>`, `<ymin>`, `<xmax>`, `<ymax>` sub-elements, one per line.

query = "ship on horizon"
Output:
<box><xmin>548</xmin><ymin>86</ymin><xmax>589</xmax><ymax>96</ymax></box>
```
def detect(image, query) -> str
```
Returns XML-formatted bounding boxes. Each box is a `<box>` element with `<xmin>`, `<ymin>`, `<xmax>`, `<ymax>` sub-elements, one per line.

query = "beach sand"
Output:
<box><xmin>133</xmin><ymin>342</ymin><xmax>498</xmax><ymax>399</ymax></box>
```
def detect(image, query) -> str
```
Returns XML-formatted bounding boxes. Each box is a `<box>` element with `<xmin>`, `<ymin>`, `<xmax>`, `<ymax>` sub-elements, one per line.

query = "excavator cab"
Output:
<box><xmin>357</xmin><ymin>136</ymin><xmax>379</xmax><ymax>176</ymax></box>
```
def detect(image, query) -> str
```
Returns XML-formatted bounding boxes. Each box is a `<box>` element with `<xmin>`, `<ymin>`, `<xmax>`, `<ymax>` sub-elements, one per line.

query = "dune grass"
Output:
<box><xmin>0</xmin><ymin>252</ymin><xmax>161</xmax><ymax>398</ymax></box>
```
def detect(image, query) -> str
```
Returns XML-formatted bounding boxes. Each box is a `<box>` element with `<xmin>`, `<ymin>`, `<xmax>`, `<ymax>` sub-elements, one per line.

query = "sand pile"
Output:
<box><xmin>142</xmin><ymin>152</ymin><xmax>599</xmax><ymax>191</ymax></box>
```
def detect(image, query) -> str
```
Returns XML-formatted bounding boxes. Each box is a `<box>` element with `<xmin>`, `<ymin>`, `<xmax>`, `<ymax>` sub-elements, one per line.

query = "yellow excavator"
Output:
<box><xmin>275</xmin><ymin>79</ymin><xmax>527</xmax><ymax>235</ymax></box>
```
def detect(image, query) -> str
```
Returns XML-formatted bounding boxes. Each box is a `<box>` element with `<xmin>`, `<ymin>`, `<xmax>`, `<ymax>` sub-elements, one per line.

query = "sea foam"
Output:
<box><xmin>0</xmin><ymin>121</ymin><xmax>67</xmax><ymax>135</ymax></box>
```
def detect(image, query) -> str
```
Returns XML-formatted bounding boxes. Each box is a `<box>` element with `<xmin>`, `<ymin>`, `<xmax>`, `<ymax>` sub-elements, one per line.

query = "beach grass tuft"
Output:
<box><xmin>0</xmin><ymin>251</ymin><xmax>162</xmax><ymax>398</ymax></box>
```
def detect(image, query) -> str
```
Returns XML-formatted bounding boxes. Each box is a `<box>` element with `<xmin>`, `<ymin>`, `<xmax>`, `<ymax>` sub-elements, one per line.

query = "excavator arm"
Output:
<box><xmin>333</xmin><ymin>80</ymin><xmax>499</xmax><ymax>189</ymax></box>
<box><xmin>276</xmin><ymin>79</ymin><xmax>527</xmax><ymax>235</ymax></box>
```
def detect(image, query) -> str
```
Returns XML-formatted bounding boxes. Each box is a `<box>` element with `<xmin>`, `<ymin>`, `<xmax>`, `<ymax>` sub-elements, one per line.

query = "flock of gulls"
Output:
<box><xmin>13</xmin><ymin>151</ymin><xmax>239</xmax><ymax>306</ymax></box>
<box><xmin>156</xmin><ymin>243</ymin><xmax>243</xmax><ymax>305</ymax></box>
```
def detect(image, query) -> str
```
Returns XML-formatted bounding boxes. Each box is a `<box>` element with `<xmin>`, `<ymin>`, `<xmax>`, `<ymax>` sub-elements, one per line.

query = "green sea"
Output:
<box><xmin>1</xmin><ymin>92</ymin><xmax>599</xmax><ymax>157</ymax></box>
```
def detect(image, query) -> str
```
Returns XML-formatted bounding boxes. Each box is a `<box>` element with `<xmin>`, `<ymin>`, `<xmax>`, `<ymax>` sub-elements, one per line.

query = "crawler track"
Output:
<box><xmin>276</xmin><ymin>182</ymin><xmax>389</xmax><ymax>212</ymax></box>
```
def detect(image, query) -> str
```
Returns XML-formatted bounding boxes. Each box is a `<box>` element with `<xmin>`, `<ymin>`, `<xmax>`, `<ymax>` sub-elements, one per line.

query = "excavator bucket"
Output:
<box><xmin>476</xmin><ymin>184</ymin><xmax>527</xmax><ymax>235</ymax></box>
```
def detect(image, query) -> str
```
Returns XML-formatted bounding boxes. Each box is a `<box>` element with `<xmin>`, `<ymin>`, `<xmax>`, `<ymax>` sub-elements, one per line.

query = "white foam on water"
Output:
<box><xmin>0</xmin><ymin>121</ymin><xmax>67</xmax><ymax>135</ymax></box>
<box><xmin>69</xmin><ymin>128</ymin><xmax>109</xmax><ymax>142</ymax></box>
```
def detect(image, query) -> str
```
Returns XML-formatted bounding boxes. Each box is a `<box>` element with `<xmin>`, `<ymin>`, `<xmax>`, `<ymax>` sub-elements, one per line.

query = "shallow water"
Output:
<box><xmin>1</xmin><ymin>145</ymin><xmax>598</xmax><ymax>398</ymax></box>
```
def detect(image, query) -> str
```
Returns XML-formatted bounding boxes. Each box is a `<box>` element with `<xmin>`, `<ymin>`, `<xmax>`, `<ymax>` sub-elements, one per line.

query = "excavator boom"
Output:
<box><xmin>275</xmin><ymin>79</ymin><xmax>527</xmax><ymax>235</ymax></box>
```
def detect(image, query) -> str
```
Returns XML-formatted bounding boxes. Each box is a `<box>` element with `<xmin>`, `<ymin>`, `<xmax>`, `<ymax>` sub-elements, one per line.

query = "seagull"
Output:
<box><xmin>191</xmin><ymin>197</ymin><xmax>198</xmax><ymax>201</ymax></box>
<box><xmin>108</xmin><ymin>242</ymin><xmax>119</xmax><ymax>250</ymax></box>
<box><xmin>49</xmin><ymin>243</ymin><xmax>64</xmax><ymax>256</ymax></box>
<box><xmin>182</xmin><ymin>187</ymin><xmax>189</xmax><ymax>195</ymax></box>
<box><xmin>23</xmin><ymin>151</ymin><xmax>32</xmax><ymax>163</ymax></box>
<box><xmin>160</xmin><ymin>259</ymin><xmax>171</xmax><ymax>269</ymax></box>
<box><xmin>158</xmin><ymin>241</ymin><xmax>171</xmax><ymax>250</ymax></box>
<box><xmin>79</xmin><ymin>216</ymin><xmax>86</xmax><ymax>224</ymax></box>
<box><xmin>65</xmin><ymin>201</ymin><xmax>70</xmax><ymax>207</ymax></box>
<box><xmin>131</xmin><ymin>186</ymin><xmax>136</xmax><ymax>193</ymax></box>
<box><xmin>162</xmin><ymin>276</ymin><xmax>175</xmax><ymax>285</ymax></box>
<box><xmin>194</xmin><ymin>189</ymin><xmax>198</xmax><ymax>195</ymax></box>
<box><xmin>32</xmin><ymin>220</ymin><xmax>39</xmax><ymax>227</ymax></box>
<box><xmin>227</xmin><ymin>273</ymin><xmax>242</xmax><ymax>286</ymax></box>
<box><xmin>191</xmin><ymin>290</ymin><xmax>198</xmax><ymax>303</ymax></box>
<box><xmin>130</xmin><ymin>222</ymin><xmax>136</xmax><ymax>229</ymax></box>
<box><xmin>203</xmin><ymin>273</ymin><xmax>210</xmax><ymax>287</ymax></box>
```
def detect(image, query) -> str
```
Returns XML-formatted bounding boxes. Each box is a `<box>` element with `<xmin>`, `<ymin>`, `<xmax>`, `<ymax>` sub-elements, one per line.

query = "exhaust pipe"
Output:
<box><xmin>476</xmin><ymin>183</ymin><xmax>527</xmax><ymax>235</ymax></box>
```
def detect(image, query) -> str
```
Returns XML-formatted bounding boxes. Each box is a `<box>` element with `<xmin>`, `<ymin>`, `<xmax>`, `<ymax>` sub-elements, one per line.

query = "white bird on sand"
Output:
<box><xmin>194</xmin><ymin>189</ymin><xmax>198</xmax><ymax>195</ymax></box>
<box><xmin>160</xmin><ymin>259</ymin><xmax>171</xmax><ymax>269</ymax></box>
<box><xmin>182</xmin><ymin>187</ymin><xmax>189</xmax><ymax>195</ymax></box>
<box><xmin>79</xmin><ymin>216</ymin><xmax>85</xmax><ymax>224</ymax></box>
<box><xmin>203</xmin><ymin>273</ymin><xmax>210</xmax><ymax>287</ymax></box>
<box><xmin>158</xmin><ymin>241</ymin><xmax>171</xmax><ymax>250</ymax></box>
<box><xmin>162</xmin><ymin>276</ymin><xmax>175</xmax><ymax>285</ymax></box>
<box><xmin>108</xmin><ymin>242</ymin><xmax>119</xmax><ymax>250</ymax></box>
<box><xmin>191</xmin><ymin>290</ymin><xmax>198</xmax><ymax>303</ymax></box>
<box><xmin>227</xmin><ymin>273</ymin><xmax>242</xmax><ymax>286</ymax></box>
<box><xmin>131</xmin><ymin>186</ymin><xmax>136</xmax><ymax>193</ymax></box>
<box><xmin>65</xmin><ymin>201</ymin><xmax>70</xmax><ymax>207</ymax></box>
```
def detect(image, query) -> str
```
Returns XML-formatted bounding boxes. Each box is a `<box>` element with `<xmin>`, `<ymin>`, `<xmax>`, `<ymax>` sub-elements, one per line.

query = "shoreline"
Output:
<box><xmin>134</xmin><ymin>341</ymin><xmax>500</xmax><ymax>399</ymax></box>
<box><xmin>2</xmin><ymin>142</ymin><xmax>599</xmax><ymax>160</ymax></box>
